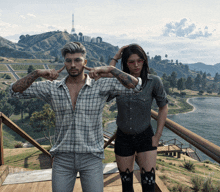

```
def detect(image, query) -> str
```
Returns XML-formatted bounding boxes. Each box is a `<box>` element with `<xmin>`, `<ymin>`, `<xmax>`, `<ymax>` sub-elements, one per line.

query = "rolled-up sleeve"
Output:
<box><xmin>152</xmin><ymin>76</ymin><xmax>168</xmax><ymax>107</ymax></box>
<box><xmin>99</xmin><ymin>77</ymin><xmax>142</xmax><ymax>98</ymax></box>
<box><xmin>9</xmin><ymin>81</ymin><xmax>52</xmax><ymax>103</ymax></box>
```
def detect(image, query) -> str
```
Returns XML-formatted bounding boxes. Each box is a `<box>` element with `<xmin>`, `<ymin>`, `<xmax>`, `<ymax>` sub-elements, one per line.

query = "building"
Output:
<box><xmin>71</xmin><ymin>14</ymin><xmax>75</xmax><ymax>34</ymax></box>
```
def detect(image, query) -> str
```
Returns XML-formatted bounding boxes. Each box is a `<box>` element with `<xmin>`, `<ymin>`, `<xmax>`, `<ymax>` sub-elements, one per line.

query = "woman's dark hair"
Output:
<box><xmin>121</xmin><ymin>44</ymin><xmax>150</xmax><ymax>87</ymax></box>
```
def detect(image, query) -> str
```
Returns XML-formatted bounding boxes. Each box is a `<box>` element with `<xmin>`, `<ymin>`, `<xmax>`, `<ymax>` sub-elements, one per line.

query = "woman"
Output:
<box><xmin>109</xmin><ymin>44</ymin><xmax>168</xmax><ymax>192</ymax></box>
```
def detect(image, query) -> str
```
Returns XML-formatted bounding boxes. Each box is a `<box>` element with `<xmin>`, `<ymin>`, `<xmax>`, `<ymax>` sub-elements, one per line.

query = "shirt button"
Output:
<box><xmin>130</xmin><ymin>108</ymin><xmax>132</xmax><ymax>110</ymax></box>
<box><xmin>130</xmin><ymin>127</ymin><xmax>132</xmax><ymax>129</ymax></box>
<box><xmin>130</xmin><ymin>118</ymin><xmax>132</xmax><ymax>120</ymax></box>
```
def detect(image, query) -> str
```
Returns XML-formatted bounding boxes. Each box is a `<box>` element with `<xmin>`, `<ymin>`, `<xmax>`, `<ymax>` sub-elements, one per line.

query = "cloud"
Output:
<box><xmin>27</xmin><ymin>13</ymin><xmax>36</xmax><ymax>18</ymax></box>
<box><xmin>162</xmin><ymin>18</ymin><xmax>212</xmax><ymax>39</ymax></box>
<box><xmin>20</xmin><ymin>15</ymin><xmax>26</xmax><ymax>19</ymax></box>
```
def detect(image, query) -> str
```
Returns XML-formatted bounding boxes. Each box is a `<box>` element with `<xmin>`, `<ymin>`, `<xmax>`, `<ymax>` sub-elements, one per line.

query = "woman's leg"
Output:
<box><xmin>137</xmin><ymin>150</ymin><xmax>157</xmax><ymax>192</ymax></box>
<box><xmin>116</xmin><ymin>154</ymin><xmax>135</xmax><ymax>192</ymax></box>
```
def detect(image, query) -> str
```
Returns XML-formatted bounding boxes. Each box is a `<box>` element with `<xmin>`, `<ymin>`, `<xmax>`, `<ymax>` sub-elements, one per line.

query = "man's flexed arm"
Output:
<box><xmin>84</xmin><ymin>66</ymin><xmax>138</xmax><ymax>89</ymax></box>
<box><xmin>12</xmin><ymin>66</ymin><xmax>65</xmax><ymax>93</ymax></box>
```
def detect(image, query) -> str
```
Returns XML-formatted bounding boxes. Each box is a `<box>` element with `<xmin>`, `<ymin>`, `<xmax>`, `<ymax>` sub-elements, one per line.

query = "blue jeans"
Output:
<box><xmin>52</xmin><ymin>153</ymin><xmax>103</xmax><ymax>192</ymax></box>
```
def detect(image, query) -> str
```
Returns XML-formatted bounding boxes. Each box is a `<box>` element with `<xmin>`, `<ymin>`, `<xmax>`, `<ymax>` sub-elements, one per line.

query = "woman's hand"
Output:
<box><xmin>110</xmin><ymin>45</ymin><xmax>129</xmax><ymax>67</ymax></box>
<box><xmin>152</xmin><ymin>134</ymin><xmax>161</xmax><ymax>147</ymax></box>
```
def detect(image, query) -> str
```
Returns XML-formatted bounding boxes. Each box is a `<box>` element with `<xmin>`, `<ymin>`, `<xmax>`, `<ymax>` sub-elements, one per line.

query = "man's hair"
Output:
<box><xmin>61</xmin><ymin>42</ymin><xmax>87</xmax><ymax>58</ymax></box>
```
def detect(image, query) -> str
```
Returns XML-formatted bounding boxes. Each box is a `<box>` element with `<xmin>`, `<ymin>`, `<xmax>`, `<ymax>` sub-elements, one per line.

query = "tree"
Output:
<box><xmin>0</xmin><ymin>90</ymin><xmax>14</xmax><ymax>117</ymax></box>
<box><xmin>177</xmin><ymin>78</ymin><xmax>186</xmax><ymax>93</ymax></box>
<box><xmin>154</xmin><ymin>55</ymin><xmax>161</xmax><ymax>62</ymax></box>
<box><xmin>1</xmin><ymin>103</ymin><xmax>14</xmax><ymax>117</ymax></box>
<box><xmin>185</xmin><ymin>77</ymin><xmax>194</xmax><ymax>90</ymax></box>
<box><xmin>30</xmin><ymin>104</ymin><xmax>55</xmax><ymax>147</ymax></box>
<box><xmin>4</xmin><ymin>74</ymin><xmax>11</xmax><ymax>79</ymax></box>
<box><xmin>214</xmin><ymin>73</ymin><xmax>220</xmax><ymax>82</ymax></box>
<box><xmin>201</xmin><ymin>72</ymin><xmax>207</xmax><ymax>90</ymax></box>
<box><xmin>107</xmin><ymin>55</ymin><xmax>112</xmax><ymax>64</ymax></box>
<box><xmin>100</xmin><ymin>55</ymin><xmax>104</xmax><ymax>63</ymax></box>
<box><xmin>165</xmin><ymin>54</ymin><xmax>168</xmax><ymax>58</ymax></box>
<box><xmin>162</xmin><ymin>73</ymin><xmax>168</xmax><ymax>81</ymax></box>
<box><xmin>19</xmin><ymin>35</ymin><xmax>25</xmax><ymax>40</ymax></box>
<box><xmin>194</xmin><ymin>74</ymin><xmax>202</xmax><ymax>90</ymax></box>
<box><xmin>149</xmin><ymin>68</ymin><xmax>157</xmax><ymax>75</ymax></box>
<box><xmin>27</xmin><ymin>65</ymin><xmax>35</xmax><ymax>74</ymax></box>
<box><xmin>170</xmin><ymin>71</ymin><xmax>177</xmax><ymax>92</ymax></box>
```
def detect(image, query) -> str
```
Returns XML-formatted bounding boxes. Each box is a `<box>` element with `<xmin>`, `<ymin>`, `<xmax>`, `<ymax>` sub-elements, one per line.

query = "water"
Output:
<box><xmin>105</xmin><ymin>97</ymin><xmax>220</xmax><ymax>163</ymax></box>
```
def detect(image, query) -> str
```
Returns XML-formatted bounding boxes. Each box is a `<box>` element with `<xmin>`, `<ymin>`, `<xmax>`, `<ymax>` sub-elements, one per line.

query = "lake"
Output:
<box><xmin>105</xmin><ymin>97</ymin><xmax>220</xmax><ymax>163</ymax></box>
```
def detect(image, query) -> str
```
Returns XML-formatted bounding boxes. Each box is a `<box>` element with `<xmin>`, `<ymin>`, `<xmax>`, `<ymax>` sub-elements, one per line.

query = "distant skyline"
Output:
<box><xmin>0</xmin><ymin>0</ymin><xmax>220</xmax><ymax>65</ymax></box>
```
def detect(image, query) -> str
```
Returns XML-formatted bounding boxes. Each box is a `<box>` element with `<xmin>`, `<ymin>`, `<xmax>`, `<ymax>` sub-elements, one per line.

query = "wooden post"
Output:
<box><xmin>0</xmin><ymin>116</ymin><xmax>4</xmax><ymax>165</ymax></box>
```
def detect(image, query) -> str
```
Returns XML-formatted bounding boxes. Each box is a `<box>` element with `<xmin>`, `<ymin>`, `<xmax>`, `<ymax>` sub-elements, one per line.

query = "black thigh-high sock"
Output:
<box><xmin>120</xmin><ymin>168</ymin><xmax>134</xmax><ymax>192</ymax></box>
<box><xmin>141</xmin><ymin>167</ymin><xmax>155</xmax><ymax>192</ymax></box>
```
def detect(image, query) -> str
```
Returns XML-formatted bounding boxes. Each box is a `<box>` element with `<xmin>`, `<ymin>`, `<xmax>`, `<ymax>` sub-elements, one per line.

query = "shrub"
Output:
<box><xmin>181</xmin><ymin>92</ymin><xmax>186</xmax><ymax>96</ymax></box>
<box><xmin>199</xmin><ymin>90</ymin><xmax>204</xmax><ymax>94</ymax></box>
<box><xmin>183</xmin><ymin>159</ymin><xmax>195</xmax><ymax>172</ymax></box>
<box><xmin>202</xmin><ymin>160</ymin><xmax>212</xmax><ymax>164</ymax></box>
<box><xmin>156</xmin><ymin>165</ymin><xmax>159</xmax><ymax>170</ymax></box>
<box><xmin>14</xmin><ymin>142</ymin><xmax>23</xmax><ymax>148</ymax></box>
<box><xmin>207</xmin><ymin>90</ymin><xmax>212</xmax><ymax>94</ymax></box>
<box><xmin>5</xmin><ymin>74</ymin><xmax>11</xmax><ymax>79</ymax></box>
<box><xmin>171</xmin><ymin>184</ymin><xmax>189</xmax><ymax>192</ymax></box>
<box><xmin>191</xmin><ymin>176</ymin><xmax>203</xmax><ymax>192</ymax></box>
<box><xmin>159</xmin><ymin>175</ymin><xmax>168</xmax><ymax>180</ymax></box>
<box><xmin>202</xmin><ymin>177</ymin><xmax>214</xmax><ymax>192</ymax></box>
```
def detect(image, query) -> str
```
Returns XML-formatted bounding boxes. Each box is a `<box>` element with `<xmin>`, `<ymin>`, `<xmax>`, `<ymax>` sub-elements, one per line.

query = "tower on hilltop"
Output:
<box><xmin>71</xmin><ymin>14</ymin><xmax>75</xmax><ymax>34</ymax></box>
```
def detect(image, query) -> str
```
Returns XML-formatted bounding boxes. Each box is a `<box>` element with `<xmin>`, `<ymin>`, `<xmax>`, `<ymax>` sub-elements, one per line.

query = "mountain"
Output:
<box><xmin>0</xmin><ymin>31</ymin><xmax>198</xmax><ymax>78</ymax></box>
<box><xmin>186</xmin><ymin>62</ymin><xmax>220</xmax><ymax>77</ymax></box>
<box><xmin>0</xmin><ymin>31</ymin><xmax>119</xmax><ymax>67</ymax></box>
<box><xmin>149</xmin><ymin>59</ymin><xmax>196</xmax><ymax>78</ymax></box>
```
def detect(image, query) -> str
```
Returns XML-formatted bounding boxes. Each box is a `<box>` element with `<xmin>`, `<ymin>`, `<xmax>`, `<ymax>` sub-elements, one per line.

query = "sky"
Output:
<box><xmin>0</xmin><ymin>0</ymin><xmax>220</xmax><ymax>65</ymax></box>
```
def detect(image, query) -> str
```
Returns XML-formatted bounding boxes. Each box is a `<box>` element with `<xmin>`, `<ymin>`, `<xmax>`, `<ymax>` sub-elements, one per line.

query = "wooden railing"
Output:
<box><xmin>0</xmin><ymin>112</ymin><xmax>51</xmax><ymax>165</ymax></box>
<box><xmin>104</xmin><ymin>109</ymin><xmax>220</xmax><ymax>164</ymax></box>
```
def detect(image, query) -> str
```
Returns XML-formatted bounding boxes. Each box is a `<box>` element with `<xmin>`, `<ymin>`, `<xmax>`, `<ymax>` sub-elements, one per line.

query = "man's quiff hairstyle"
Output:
<box><xmin>61</xmin><ymin>42</ymin><xmax>87</xmax><ymax>58</ymax></box>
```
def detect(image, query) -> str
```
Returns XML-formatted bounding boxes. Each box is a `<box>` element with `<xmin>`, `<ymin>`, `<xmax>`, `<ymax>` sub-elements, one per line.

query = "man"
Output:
<box><xmin>10</xmin><ymin>42</ymin><xmax>142</xmax><ymax>192</ymax></box>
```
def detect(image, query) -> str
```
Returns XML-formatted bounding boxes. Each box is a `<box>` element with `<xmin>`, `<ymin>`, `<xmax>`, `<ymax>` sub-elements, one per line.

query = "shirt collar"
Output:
<box><xmin>147</xmin><ymin>73</ymin><xmax>153</xmax><ymax>79</ymax></box>
<box><xmin>57</xmin><ymin>74</ymin><xmax>93</xmax><ymax>88</ymax></box>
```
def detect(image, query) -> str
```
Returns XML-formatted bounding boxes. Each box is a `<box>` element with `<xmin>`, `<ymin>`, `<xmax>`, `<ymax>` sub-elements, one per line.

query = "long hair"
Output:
<box><xmin>121</xmin><ymin>44</ymin><xmax>150</xmax><ymax>87</ymax></box>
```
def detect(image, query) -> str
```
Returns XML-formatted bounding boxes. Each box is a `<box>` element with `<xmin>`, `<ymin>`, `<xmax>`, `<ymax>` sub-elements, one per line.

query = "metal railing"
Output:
<box><xmin>0</xmin><ymin>112</ymin><xmax>51</xmax><ymax>165</ymax></box>
<box><xmin>104</xmin><ymin>109</ymin><xmax>220</xmax><ymax>164</ymax></box>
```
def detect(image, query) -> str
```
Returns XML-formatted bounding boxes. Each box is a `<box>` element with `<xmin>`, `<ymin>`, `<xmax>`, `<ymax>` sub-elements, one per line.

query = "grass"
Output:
<box><xmin>4</xmin><ymin>146</ymin><xmax>115</xmax><ymax>170</ymax></box>
<box><xmin>4</xmin><ymin>146</ymin><xmax>51</xmax><ymax>170</ymax></box>
<box><xmin>0</xmin><ymin>64</ymin><xmax>8</xmax><ymax>70</ymax></box>
<box><xmin>102</xmin><ymin>148</ymin><xmax>115</xmax><ymax>163</ymax></box>
<box><xmin>0</xmin><ymin>73</ymin><xmax>14</xmax><ymax>80</ymax></box>
<box><xmin>0</xmin><ymin>58</ymin><xmax>50</xmax><ymax>63</ymax></box>
<box><xmin>16</xmin><ymin>72</ymin><xmax>28</xmax><ymax>78</ymax></box>
<box><xmin>10</xmin><ymin>64</ymin><xmax>45</xmax><ymax>70</ymax></box>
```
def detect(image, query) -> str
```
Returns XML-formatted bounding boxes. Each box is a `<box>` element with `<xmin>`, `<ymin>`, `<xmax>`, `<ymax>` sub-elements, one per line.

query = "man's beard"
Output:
<box><xmin>67</xmin><ymin>68</ymin><xmax>83</xmax><ymax>77</ymax></box>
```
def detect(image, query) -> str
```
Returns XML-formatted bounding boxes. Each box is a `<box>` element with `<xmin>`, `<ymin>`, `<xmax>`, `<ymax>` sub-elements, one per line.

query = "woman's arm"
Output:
<box><xmin>109</xmin><ymin>45</ymin><xmax>129</xmax><ymax>67</ymax></box>
<box><xmin>152</xmin><ymin>104</ymin><xmax>168</xmax><ymax>147</ymax></box>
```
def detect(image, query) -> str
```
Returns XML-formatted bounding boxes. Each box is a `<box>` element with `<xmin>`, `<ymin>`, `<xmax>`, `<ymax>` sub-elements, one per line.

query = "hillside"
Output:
<box><xmin>0</xmin><ymin>31</ymin><xmax>119</xmax><ymax>67</ymax></box>
<box><xmin>1</xmin><ymin>31</ymin><xmax>199</xmax><ymax>78</ymax></box>
<box><xmin>187</xmin><ymin>62</ymin><xmax>220</xmax><ymax>77</ymax></box>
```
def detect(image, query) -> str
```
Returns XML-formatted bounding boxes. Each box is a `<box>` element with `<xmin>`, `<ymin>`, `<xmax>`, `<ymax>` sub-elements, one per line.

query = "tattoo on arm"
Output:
<box><xmin>110</xmin><ymin>68</ymin><xmax>138</xmax><ymax>88</ymax></box>
<box><xmin>12</xmin><ymin>71</ymin><xmax>39</xmax><ymax>93</ymax></box>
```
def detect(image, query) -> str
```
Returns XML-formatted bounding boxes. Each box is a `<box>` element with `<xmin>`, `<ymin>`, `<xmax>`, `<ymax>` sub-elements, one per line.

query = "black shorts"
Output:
<box><xmin>114</xmin><ymin>125</ymin><xmax>157</xmax><ymax>157</ymax></box>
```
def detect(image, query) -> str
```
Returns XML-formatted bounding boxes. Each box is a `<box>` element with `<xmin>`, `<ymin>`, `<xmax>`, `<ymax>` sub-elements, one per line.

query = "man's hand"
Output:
<box><xmin>12</xmin><ymin>66</ymin><xmax>65</xmax><ymax>93</ymax></box>
<box><xmin>84</xmin><ymin>66</ymin><xmax>114</xmax><ymax>81</ymax></box>
<box><xmin>37</xmin><ymin>66</ymin><xmax>65</xmax><ymax>81</ymax></box>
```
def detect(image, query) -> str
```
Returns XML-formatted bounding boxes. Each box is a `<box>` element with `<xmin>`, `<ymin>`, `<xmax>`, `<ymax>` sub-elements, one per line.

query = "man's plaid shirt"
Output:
<box><xmin>10</xmin><ymin>75</ymin><xmax>142</xmax><ymax>159</ymax></box>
